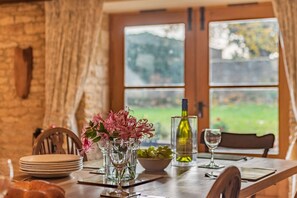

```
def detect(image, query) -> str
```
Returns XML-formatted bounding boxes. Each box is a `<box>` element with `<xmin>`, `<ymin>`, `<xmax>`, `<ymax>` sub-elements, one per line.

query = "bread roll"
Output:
<box><xmin>5</xmin><ymin>180</ymin><xmax>65</xmax><ymax>198</ymax></box>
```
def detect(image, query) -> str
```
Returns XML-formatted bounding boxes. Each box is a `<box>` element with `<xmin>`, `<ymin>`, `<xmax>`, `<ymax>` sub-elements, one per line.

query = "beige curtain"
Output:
<box><xmin>43</xmin><ymin>0</ymin><xmax>104</xmax><ymax>134</ymax></box>
<box><xmin>273</xmin><ymin>0</ymin><xmax>297</xmax><ymax>156</ymax></box>
<box><xmin>273</xmin><ymin>0</ymin><xmax>297</xmax><ymax>124</ymax></box>
<box><xmin>273</xmin><ymin>1</ymin><xmax>297</xmax><ymax>196</ymax></box>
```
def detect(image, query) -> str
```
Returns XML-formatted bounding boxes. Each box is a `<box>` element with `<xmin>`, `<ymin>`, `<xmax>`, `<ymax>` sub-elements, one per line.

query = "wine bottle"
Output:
<box><xmin>176</xmin><ymin>98</ymin><xmax>193</xmax><ymax>162</ymax></box>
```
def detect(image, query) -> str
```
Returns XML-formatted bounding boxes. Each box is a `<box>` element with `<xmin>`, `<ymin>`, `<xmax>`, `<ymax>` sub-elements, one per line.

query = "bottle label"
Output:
<box><xmin>176</xmin><ymin>130</ymin><xmax>193</xmax><ymax>162</ymax></box>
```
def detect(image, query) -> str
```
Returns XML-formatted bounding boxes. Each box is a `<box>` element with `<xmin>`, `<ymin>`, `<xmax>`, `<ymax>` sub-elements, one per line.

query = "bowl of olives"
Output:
<box><xmin>137</xmin><ymin>146</ymin><xmax>173</xmax><ymax>172</ymax></box>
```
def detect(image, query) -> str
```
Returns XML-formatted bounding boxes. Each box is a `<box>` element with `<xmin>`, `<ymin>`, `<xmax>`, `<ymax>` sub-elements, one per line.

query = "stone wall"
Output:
<box><xmin>0</xmin><ymin>2</ymin><xmax>110</xmax><ymax>172</ymax></box>
<box><xmin>211</xmin><ymin>58</ymin><xmax>278</xmax><ymax>85</ymax></box>
<box><xmin>0</xmin><ymin>2</ymin><xmax>45</xmax><ymax>173</ymax></box>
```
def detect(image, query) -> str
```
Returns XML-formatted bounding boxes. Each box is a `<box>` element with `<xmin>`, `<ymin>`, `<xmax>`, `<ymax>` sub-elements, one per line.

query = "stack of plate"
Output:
<box><xmin>20</xmin><ymin>154</ymin><xmax>83</xmax><ymax>178</ymax></box>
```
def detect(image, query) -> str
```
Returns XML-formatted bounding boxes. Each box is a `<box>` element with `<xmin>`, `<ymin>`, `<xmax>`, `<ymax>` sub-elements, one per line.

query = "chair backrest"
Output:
<box><xmin>200</xmin><ymin>130</ymin><xmax>275</xmax><ymax>157</ymax></box>
<box><xmin>207</xmin><ymin>166</ymin><xmax>241</xmax><ymax>198</ymax></box>
<box><xmin>32</xmin><ymin>127</ymin><xmax>87</xmax><ymax>161</ymax></box>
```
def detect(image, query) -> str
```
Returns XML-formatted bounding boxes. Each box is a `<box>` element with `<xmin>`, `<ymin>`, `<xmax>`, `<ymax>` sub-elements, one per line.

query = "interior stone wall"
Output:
<box><xmin>0</xmin><ymin>2</ymin><xmax>110</xmax><ymax>172</ymax></box>
<box><xmin>0</xmin><ymin>2</ymin><xmax>46</xmax><ymax>173</ymax></box>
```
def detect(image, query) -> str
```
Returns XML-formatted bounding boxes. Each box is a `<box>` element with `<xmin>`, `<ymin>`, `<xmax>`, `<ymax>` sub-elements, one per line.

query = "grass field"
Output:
<box><xmin>211</xmin><ymin>104</ymin><xmax>278</xmax><ymax>136</ymax></box>
<box><xmin>130</xmin><ymin>103</ymin><xmax>278</xmax><ymax>143</ymax></box>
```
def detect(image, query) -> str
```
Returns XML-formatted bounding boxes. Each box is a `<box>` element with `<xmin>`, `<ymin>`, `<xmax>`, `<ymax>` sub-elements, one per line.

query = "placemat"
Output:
<box><xmin>198</xmin><ymin>153</ymin><xmax>247</xmax><ymax>161</ymax></box>
<box><xmin>240</xmin><ymin>167</ymin><xmax>276</xmax><ymax>181</ymax></box>
<box><xmin>78</xmin><ymin>173</ymin><xmax>164</xmax><ymax>188</ymax></box>
<box><xmin>210</xmin><ymin>167</ymin><xmax>276</xmax><ymax>181</ymax></box>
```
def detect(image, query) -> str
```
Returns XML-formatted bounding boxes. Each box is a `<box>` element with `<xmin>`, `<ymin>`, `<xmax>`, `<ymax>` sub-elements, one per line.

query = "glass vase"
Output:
<box><xmin>106</xmin><ymin>149</ymin><xmax>137</xmax><ymax>181</ymax></box>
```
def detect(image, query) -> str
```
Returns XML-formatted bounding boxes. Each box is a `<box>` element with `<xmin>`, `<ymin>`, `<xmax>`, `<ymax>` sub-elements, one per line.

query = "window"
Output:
<box><xmin>110</xmin><ymin>3</ymin><xmax>289</xmax><ymax>158</ymax></box>
<box><xmin>124</xmin><ymin>24</ymin><xmax>185</xmax><ymax>145</ymax></box>
<box><xmin>209</xmin><ymin>18</ymin><xmax>279</xmax><ymax>154</ymax></box>
<box><xmin>110</xmin><ymin>11</ymin><xmax>195</xmax><ymax>146</ymax></box>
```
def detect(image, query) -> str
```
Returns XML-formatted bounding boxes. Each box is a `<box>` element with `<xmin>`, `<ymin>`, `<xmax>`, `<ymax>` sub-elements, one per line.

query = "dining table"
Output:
<box><xmin>15</xmin><ymin>156</ymin><xmax>297</xmax><ymax>198</ymax></box>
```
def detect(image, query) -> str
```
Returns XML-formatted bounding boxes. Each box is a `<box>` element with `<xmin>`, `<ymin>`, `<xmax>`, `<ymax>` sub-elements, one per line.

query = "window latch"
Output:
<box><xmin>197</xmin><ymin>101</ymin><xmax>207</xmax><ymax>118</ymax></box>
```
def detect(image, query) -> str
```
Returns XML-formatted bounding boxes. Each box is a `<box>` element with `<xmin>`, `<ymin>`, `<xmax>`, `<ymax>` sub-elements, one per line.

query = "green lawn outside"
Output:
<box><xmin>130</xmin><ymin>104</ymin><xmax>278</xmax><ymax>143</ymax></box>
<box><xmin>211</xmin><ymin>104</ymin><xmax>278</xmax><ymax>136</ymax></box>
<box><xmin>130</xmin><ymin>107</ymin><xmax>179</xmax><ymax>142</ymax></box>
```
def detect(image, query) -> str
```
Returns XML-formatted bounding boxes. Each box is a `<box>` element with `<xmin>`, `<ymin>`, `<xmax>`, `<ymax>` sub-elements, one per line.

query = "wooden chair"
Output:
<box><xmin>32</xmin><ymin>127</ymin><xmax>87</xmax><ymax>161</ymax></box>
<box><xmin>201</xmin><ymin>130</ymin><xmax>274</xmax><ymax>198</ymax></box>
<box><xmin>207</xmin><ymin>166</ymin><xmax>241</xmax><ymax>198</ymax></box>
<box><xmin>200</xmin><ymin>130</ymin><xmax>275</xmax><ymax>157</ymax></box>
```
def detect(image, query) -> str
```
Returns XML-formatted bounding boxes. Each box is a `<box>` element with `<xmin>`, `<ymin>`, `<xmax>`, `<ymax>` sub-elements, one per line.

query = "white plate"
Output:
<box><xmin>20</xmin><ymin>166</ymin><xmax>82</xmax><ymax>178</ymax></box>
<box><xmin>20</xmin><ymin>170</ymin><xmax>75</xmax><ymax>178</ymax></box>
<box><xmin>20</xmin><ymin>160</ymin><xmax>82</xmax><ymax>166</ymax></box>
<box><xmin>20</xmin><ymin>162</ymin><xmax>83</xmax><ymax>170</ymax></box>
<box><xmin>20</xmin><ymin>166</ymin><xmax>82</xmax><ymax>172</ymax></box>
<box><xmin>20</xmin><ymin>154</ymin><xmax>81</xmax><ymax>163</ymax></box>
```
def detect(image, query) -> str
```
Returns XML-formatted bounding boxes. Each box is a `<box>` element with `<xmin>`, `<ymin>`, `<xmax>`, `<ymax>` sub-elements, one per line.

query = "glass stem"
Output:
<box><xmin>210</xmin><ymin>148</ymin><xmax>214</xmax><ymax>164</ymax></box>
<box><xmin>116</xmin><ymin>168</ymin><xmax>124</xmax><ymax>192</ymax></box>
<box><xmin>102</xmin><ymin>151</ymin><xmax>107</xmax><ymax>168</ymax></box>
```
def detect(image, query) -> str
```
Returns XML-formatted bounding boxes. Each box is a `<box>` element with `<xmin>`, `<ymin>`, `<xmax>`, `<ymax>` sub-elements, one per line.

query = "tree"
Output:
<box><xmin>125</xmin><ymin>32</ymin><xmax>184</xmax><ymax>84</ymax></box>
<box><xmin>227</xmin><ymin>19</ymin><xmax>279</xmax><ymax>58</ymax></box>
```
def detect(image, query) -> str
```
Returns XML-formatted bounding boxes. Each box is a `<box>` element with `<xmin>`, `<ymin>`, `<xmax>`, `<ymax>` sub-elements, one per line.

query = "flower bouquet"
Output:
<box><xmin>81</xmin><ymin>109</ymin><xmax>154</xmax><ymax>180</ymax></box>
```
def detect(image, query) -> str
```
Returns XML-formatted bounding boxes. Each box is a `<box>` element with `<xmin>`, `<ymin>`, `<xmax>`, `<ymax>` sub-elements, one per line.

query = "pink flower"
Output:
<box><xmin>81</xmin><ymin>109</ymin><xmax>154</xmax><ymax>151</ymax></box>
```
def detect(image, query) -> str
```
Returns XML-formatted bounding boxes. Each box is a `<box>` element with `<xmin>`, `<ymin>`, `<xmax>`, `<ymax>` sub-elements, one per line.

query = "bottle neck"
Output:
<box><xmin>182</xmin><ymin>109</ymin><xmax>188</xmax><ymax>117</ymax></box>
<box><xmin>181</xmin><ymin>99</ymin><xmax>188</xmax><ymax>117</ymax></box>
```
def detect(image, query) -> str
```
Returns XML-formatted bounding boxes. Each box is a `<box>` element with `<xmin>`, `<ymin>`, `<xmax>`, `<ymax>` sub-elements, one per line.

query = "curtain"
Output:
<box><xmin>273</xmin><ymin>1</ymin><xmax>297</xmax><ymax>196</ymax></box>
<box><xmin>273</xmin><ymin>0</ymin><xmax>297</xmax><ymax>157</ymax></box>
<box><xmin>273</xmin><ymin>0</ymin><xmax>297</xmax><ymax>124</ymax></box>
<box><xmin>43</xmin><ymin>0</ymin><xmax>104</xmax><ymax>134</ymax></box>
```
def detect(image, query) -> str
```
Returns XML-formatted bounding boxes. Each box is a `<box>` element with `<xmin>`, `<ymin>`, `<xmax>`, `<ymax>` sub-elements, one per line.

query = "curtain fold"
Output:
<box><xmin>273</xmin><ymin>0</ymin><xmax>297</xmax><ymax>125</ymax></box>
<box><xmin>43</xmin><ymin>0</ymin><xmax>104</xmax><ymax>134</ymax></box>
<box><xmin>259</xmin><ymin>2</ymin><xmax>297</xmax><ymax>196</ymax></box>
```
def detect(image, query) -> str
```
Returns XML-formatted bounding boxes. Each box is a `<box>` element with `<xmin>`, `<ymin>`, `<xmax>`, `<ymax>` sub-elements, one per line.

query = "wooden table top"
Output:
<box><xmin>16</xmin><ymin>157</ymin><xmax>297</xmax><ymax>198</ymax></box>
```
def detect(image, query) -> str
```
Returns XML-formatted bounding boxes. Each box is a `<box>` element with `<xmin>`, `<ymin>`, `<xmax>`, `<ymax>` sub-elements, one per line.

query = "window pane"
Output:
<box><xmin>209</xmin><ymin>18</ymin><xmax>279</xmax><ymax>86</ymax></box>
<box><xmin>210</xmin><ymin>88</ymin><xmax>278</xmax><ymax>134</ymax></box>
<box><xmin>210</xmin><ymin>88</ymin><xmax>278</xmax><ymax>154</ymax></box>
<box><xmin>125</xmin><ymin>24</ymin><xmax>185</xmax><ymax>86</ymax></box>
<box><xmin>125</xmin><ymin>88</ymin><xmax>184</xmax><ymax>145</ymax></box>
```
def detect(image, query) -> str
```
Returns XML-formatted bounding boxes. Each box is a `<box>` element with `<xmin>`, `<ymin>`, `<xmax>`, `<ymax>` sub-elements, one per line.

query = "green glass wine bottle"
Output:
<box><xmin>176</xmin><ymin>98</ymin><xmax>193</xmax><ymax>162</ymax></box>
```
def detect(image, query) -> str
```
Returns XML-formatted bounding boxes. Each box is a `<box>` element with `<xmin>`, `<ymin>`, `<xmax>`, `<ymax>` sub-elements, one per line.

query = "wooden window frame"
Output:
<box><xmin>109</xmin><ymin>2</ymin><xmax>289</xmax><ymax>158</ymax></box>
<box><xmin>109</xmin><ymin>10</ymin><xmax>196</xmax><ymax>112</ymax></box>
<box><xmin>195</xmin><ymin>2</ymin><xmax>289</xmax><ymax>158</ymax></box>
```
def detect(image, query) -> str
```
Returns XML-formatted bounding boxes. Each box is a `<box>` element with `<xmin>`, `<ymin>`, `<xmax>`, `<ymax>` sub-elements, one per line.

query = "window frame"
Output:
<box><xmin>110</xmin><ymin>10</ymin><xmax>196</xmax><ymax>113</ymax></box>
<box><xmin>195</xmin><ymin>2</ymin><xmax>289</xmax><ymax>158</ymax></box>
<box><xmin>109</xmin><ymin>2</ymin><xmax>289</xmax><ymax>158</ymax></box>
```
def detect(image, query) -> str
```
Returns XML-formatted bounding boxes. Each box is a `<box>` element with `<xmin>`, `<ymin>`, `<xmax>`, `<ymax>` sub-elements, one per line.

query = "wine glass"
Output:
<box><xmin>200</xmin><ymin>129</ymin><xmax>224</xmax><ymax>169</ymax></box>
<box><xmin>0</xmin><ymin>159</ymin><xmax>14</xmax><ymax>198</ymax></box>
<box><xmin>95</xmin><ymin>140</ymin><xmax>109</xmax><ymax>174</ymax></box>
<box><xmin>106</xmin><ymin>139</ymin><xmax>132</xmax><ymax>197</ymax></box>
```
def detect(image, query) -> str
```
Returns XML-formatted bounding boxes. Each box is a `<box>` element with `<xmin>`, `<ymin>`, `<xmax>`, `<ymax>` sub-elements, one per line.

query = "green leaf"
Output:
<box><xmin>93</xmin><ymin>136</ymin><xmax>101</xmax><ymax>143</ymax></box>
<box><xmin>99</xmin><ymin>122</ymin><xmax>107</xmax><ymax>132</ymax></box>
